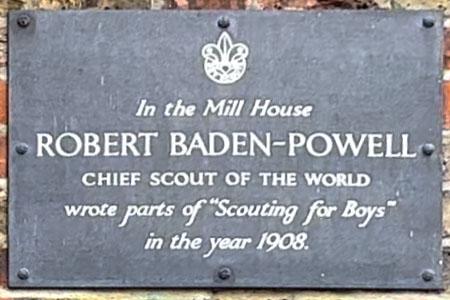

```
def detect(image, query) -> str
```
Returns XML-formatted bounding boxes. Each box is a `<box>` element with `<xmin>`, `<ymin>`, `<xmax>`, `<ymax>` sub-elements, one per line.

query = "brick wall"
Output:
<box><xmin>2</xmin><ymin>1</ymin><xmax>450</xmax><ymax>299</ymax></box>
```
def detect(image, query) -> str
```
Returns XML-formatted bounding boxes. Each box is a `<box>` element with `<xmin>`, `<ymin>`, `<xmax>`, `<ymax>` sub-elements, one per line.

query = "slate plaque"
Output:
<box><xmin>8</xmin><ymin>10</ymin><xmax>443</xmax><ymax>289</ymax></box>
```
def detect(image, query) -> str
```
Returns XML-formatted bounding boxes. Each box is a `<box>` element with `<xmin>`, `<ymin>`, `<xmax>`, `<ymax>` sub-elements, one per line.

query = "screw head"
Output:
<box><xmin>217</xmin><ymin>266</ymin><xmax>232</xmax><ymax>280</ymax></box>
<box><xmin>421</xmin><ymin>269</ymin><xmax>434</xmax><ymax>282</ymax></box>
<box><xmin>15</xmin><ymin>143</ymin><xmax>29</xmax><ymax>155</ymax></box>
<box><xmin>17</xmin><ymin>14</ymin><xmax>31</xmax><ymax>28</ymax></box>
<box><xmin>17</xmin><ymin>268</ymin><xmax>29</xmax><ymax>280</ymax></box>
<box><xmin>423</xmin><ymin>17</ymin><xmax>435</xmax><ymax>28</ymax></box>
<box><xmin>422</xmin><ymin>143</ymin><xmax>435</xmax><ymax>156</ymax></box>
<box><xmin>217</xmin><ymin>17</ymin><xmax>230</xmax><ymax>29</ymax></box>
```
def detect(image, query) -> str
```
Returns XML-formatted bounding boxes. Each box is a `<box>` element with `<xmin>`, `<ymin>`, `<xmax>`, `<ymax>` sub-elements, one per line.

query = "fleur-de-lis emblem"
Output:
<box><xmin>201</xmin><ymin>32</ymin><xmax>249</xmax><ymax>85</ymax></box>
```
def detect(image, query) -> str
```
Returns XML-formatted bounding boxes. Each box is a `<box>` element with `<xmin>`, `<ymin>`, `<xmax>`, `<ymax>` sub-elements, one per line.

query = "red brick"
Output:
<box><xmin>0</xmin><ymin>81</ymin><xmax>6</xmax><ymax>125</ymax></box>
<box><xmin>444</xmin><ymin>81</ymin><xmax>450</xmax><ymax>129</ymax></box>
<box><xmin>0</xmin><ymin>249</ymin><xmax>6</xmax><ymax>288</ymax></box>
<box><xmin>445</xmin><ymin>28</ymin><xmax>450</xmax><ymax>69</ymax></box>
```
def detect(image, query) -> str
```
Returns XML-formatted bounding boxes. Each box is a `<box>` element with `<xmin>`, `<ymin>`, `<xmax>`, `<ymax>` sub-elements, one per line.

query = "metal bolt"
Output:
<box><xmin>422</xmin><ymin>17</ymin><xmax>435</xmax><ymax>28</ymax></box>
<box><xmin>422</xmin><ymin>143</ymin><xmax>435</xmax><ymax>156</ymax></box>
<box><xmin>17</xmin><ymin>14</ymin><xmax>31</xmax><ymax>28</ymax></box>
<box><xmin>217</xmin><ymin>17</ymin><xmax>230</xmax><ymax>29</ymax></box>
<box><xmin>17</xmin><ymin>268</ymin><xmax>29</xmax><ymax>280</ymax></box>
<box><xmin>421</xmin><ymin>269</ymin><xmax>434</xmax><ymax>282</ymax></box>
<box><xmin>15</xmin><ymin>143</ymin><xmax>29</xmax><ymax>155</ymax></box>
<box><xmin>217</xmin><ymin>266</ymin><xmax>232</xmax><ymax>280</ymax></box>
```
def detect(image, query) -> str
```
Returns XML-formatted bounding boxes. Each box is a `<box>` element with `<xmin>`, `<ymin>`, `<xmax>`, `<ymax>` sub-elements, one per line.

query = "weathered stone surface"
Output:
<box><xmin>9</xmin><ymin>0</ymin><xmax>450</xmax><ymax>12</ymax></box>
<box><xmin>392</xmin><ymin>0</ymin><xmax>449</xmax><ymax>12</ymax></box>
<box><xmin>4</xmin><ymin>0</ymin><xmax>388</xmax><ymax>11</ymax></box>
<box><xmin>0</xmin><ymin>17</ymin><xmax>5</xmax><ymax>82</ymax></box>
<box><xmin>2</xmin><ymin>1</ymin><xmax>24</xmax><ymax>16</ymax></box>
<box><xmin>1</xmin><ymin>288</ymin><xmax>450</xmax><ymax>299</ymax></box>
<box><xmin>0</xmin><ymin>137</ymin><xmax>6</xmax><ymax>179</ymax></box>
<box><xmin>0</xmin><ymin>179</ymin><xmax>6</xmax><ymax>251</ymax></box>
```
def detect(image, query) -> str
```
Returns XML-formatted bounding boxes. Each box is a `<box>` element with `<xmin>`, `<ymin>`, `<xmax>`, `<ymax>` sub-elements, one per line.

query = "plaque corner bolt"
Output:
<box><xmin>217</xmin><ymin>266</ymin><xmax>233</xmax><ymax>281</ymax></box>
<box><xmin>421</xmin><ymin>269</ymin><xmax>435</xmax><ymax>282</ymax></box>
<box><xmin>15</xmin><ymin>143</ymin><xmax>29</xmax><ymax>155</ymax></box>
<box><xmin>422</xmin><ymin>143</ymin><xmax>435</xmax><ymax>156</ymax></box>
<box><xmin>422</xmin><ymin>17</ymin><xmax>435</xmax><ymax>28</ymax></box>
<box><xmin>16</xmin><ymin>14</ymin><xmax>31</xmax><ymax>28</ymax></box>
<box><xmin>217</xmin><ymin>17</ymin><xmax>230</xmax><ymax>29</ymax></box>
<box><xmin>17</xmin><ymin>268</ymin><xmax>29</xmax><ymax>280</ymax></box>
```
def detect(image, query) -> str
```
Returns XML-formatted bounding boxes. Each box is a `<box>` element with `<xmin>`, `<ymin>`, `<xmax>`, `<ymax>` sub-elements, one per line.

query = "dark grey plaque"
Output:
<box><xmin>8</xmin><ymin>10</ymin><xmax>443</xmax><ymax>289</ymax></box>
